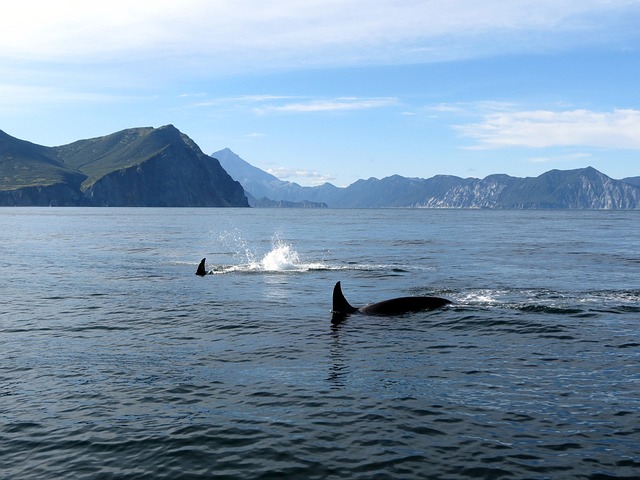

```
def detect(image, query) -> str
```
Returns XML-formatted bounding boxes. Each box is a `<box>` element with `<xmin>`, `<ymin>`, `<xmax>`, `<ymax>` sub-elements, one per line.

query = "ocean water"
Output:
<box><xmin>1</xmin><ymin>208</ymin><xmax>639</xmax><ymax>479</ymax></box>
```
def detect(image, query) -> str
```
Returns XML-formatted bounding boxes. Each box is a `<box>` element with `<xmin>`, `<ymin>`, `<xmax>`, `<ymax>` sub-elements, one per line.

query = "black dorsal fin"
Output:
<box><xmin>195</xmin><ymin>258</ymin><xmax>207</xmax><ymax>276</ymax></box>
<box><xmin>332</xmin><ymin>281</ymin><xmax>358</xmax><ymax>314</ymax></box>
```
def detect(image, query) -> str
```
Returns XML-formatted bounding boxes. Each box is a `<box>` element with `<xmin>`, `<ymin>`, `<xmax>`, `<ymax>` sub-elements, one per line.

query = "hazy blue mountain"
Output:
<box><xmin>213</xmin><ymin>148</ymin><xmax>283</xmax><ymax>199</ymax></box>
<box><xmin>213</xmin><ymin>148</ymin><xmax>339</xmax><ymax>206</ymax></box>
<box><xmin>407</xmin><ymin>167</ymin><xmax>640</xmax><ymax>209</ymax></box>
<box><xmin>622</xmin><ymin>176</ymin><xmax>640</xmax><ymax>187</ymax></box>
<box><xmin>246</xmin><ymin>193</ymin><xmax>328</xmax><ymax>208</ymax></box>
<box><xmin>0</xmin><ymin>127</ymin><xmax>249</xmax><ymax>207</ymax></box>
<box><xmin>215</xmin><ymin>149</ymin><xmax>640</xmax><ymax>209</ymax></box>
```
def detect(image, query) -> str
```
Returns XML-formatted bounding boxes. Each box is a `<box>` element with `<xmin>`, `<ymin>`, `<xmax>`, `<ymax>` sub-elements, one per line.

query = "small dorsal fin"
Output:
<box><xmin>332</xmin><ymin>281</ymin><xmax>358</xmax><ymax>314</ymax></box>
<box><xmin>195</xmin><ymin>258</ymin><xmax>207</xmax><ymax>276</ymax></box>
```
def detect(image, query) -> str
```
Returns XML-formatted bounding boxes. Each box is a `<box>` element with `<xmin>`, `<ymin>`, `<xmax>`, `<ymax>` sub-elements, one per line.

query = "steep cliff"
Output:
<box><xmin>83</xmin><ymin>140</ymin><xmax>248</xmax><ymax>206</ymax></box>
<box><xmin>0</xmin><ymin>183</ymin><xmax>85</xmax><ymax>206</ymax></box>
<box><xmin>0</xmin><ymin>126</ymin><xmax>249</xmax><ymax>207</ymax></box>
<box><xmin>68</xmin><ymin>125</ymin><xmax>249</xmax><ymax>207</ymax></box>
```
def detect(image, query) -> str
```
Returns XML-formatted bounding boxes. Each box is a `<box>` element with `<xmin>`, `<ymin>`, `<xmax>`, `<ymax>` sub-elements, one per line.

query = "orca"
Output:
<box><xmin>332</xmin><ymin>281</ymin><xmax>450</xmax><ymax>322</ymax></box>
<box><xmin>195</xmin><ymin>258</ymin><xmax>209</xmax><ymax>276</ymax></box>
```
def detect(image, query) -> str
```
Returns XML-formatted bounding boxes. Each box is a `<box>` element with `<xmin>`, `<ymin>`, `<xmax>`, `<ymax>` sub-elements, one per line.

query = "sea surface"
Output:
<box><xmin>1</xmin><ymin>208</ymin><xmax>639</xmax><ymax>479</ymax></box>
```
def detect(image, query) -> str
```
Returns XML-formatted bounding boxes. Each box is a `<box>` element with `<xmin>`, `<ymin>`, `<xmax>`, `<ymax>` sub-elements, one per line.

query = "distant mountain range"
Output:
<box><xmin>214</xmin><ymin>148</ymin><xmax>640</xmax><ymax>209</ymax></box>
<box><xmin>2</xmin><ymin>125</ymin><xmax>639</xmax><ymax>208</ymax></box>
<box><xmin>0</xmin><ymin>126</ymin><xmax>248</xmax><ymax>207</ymax></box>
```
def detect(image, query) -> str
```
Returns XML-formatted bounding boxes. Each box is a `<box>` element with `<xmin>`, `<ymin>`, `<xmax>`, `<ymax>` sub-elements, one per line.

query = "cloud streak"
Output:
<box><xmin>266</xmin><ymin>167</ymin><xmax>334</xmax><ymax>186</ymax></box>
<box><xmin>2</xmin><ymin>0</ymin><xmax>639</xmax><ymax>71</ymax></box>
<box><xmin>0</xmin><ymin>83</ymin><xmax>143</xmax><ymax>110</ymax></box>
<box><xmin>458</xmin><ymin>108</ymin><xmax>640</xmax><ymax>150</ymax></box>
<box><xmin>528</xmin><ymin>152</ymin><xmax>592</xmax><ymax>164</ymax></box>
<box><xmin>255</xmin><ymin>97</ymin><xmax>398</xmax><ymax>114</ymax></box>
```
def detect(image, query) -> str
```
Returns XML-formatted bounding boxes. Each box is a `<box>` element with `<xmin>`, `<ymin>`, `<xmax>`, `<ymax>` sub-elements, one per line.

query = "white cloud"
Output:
<box><xmin>458</xmin><ymin>108</ymin><xmax>640</xmax><ymax>150</ymax></box>
<box><xmin>430</xmin><ymin>101</ymin><xmax>516</xmax><ymax>115</ymax></box>
<box><xmin>2</xmin><ymin>0</ymin><xmax>639</xmax><ymax>70</ymax></box>
<box><xmin>255</xmin><ymin>97</ymin><xmax>398</xmax><ymax>114</ymax></box>
<box><xmin>528</xmin><ymin>152</ymin><xmax>592</xmax><ymax>163</ymax></box>
<box><xmin>266</xmin><ymin>167</ymin><xmax>334</xmax><ymax>185</ymax></box>
<box><xmin>185</xmin><ymin>94</ymin><xmax>396</xmax><ymax>116</ymax></box>
<box><xmin>0</xmin><ymin>83</ymin><xmax>141</xmax><ymax>109</ymax></box>
<box><xmin>194</xmin><ymin>95</ymin><xmax>301</xmax><ymax>108</ymax></box>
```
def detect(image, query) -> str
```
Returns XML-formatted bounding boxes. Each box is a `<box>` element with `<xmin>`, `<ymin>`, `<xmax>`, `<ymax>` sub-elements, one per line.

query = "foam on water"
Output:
<box><xmin>210</xmin><ymin>231</ymin><xmax>410</xmax><ymax>274</ymax></box>
<box><xmin>451</xmin><ymin>287</ymin><xmax>640</xmax><ymax>317</ymax></box>
<box><xmin>254</xmin><ymin>242</ymin><xmax>301</xmax><ymax>271</ymax></box>
<box><xmin>212</xmin><ymin>236</ymin><xmax>329</xmax><ymax>273</ymax></box>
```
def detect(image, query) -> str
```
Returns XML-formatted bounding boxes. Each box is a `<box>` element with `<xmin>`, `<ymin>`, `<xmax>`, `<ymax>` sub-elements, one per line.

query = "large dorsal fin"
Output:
<box><xmin>332</xmin><ymin>281</ymin><xmax>358</xmax><ymax>314</ymax></box>
<box><xmin>195</xmin><ymin>258</ymin><xmax>207</xmax><ymax>276</ymax></box>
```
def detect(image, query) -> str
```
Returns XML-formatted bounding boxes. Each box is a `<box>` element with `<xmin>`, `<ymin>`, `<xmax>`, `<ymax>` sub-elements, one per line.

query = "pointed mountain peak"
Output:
<box><xmin>216</xmin><ymin>147</ymin><xmax>235</xmax><ymax>155</ymax></box>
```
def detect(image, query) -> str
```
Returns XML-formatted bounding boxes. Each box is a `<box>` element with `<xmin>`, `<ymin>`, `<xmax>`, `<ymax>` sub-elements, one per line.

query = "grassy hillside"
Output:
<box><xmin>0</xmin><ymin>130</ymin><xmax>86</xmax><ymax>190</ymax></box>
<box><xmin>53</xmin><ymin>126</ymin><xmax>185</xmax><ymax>188</ymax></box>
<box><xmin>0</xmin><ymin>126</ymin><xmax>249</xmax><ymax>207</ymax></box>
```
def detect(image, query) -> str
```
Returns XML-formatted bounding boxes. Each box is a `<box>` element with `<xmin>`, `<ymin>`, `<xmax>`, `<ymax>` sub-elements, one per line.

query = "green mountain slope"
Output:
<box><xmin>0</xmin><ymin>129</ymin><xmax>86</xmax><ymax>190</ymax></box>
<box><xmin>55</xmin><ymin>126</ymin><xmax>180</xmax><ymax>188</ymax></box>
<box><xmin>0</xmin><ymin>126</ymin><xmax>248</xmax><ymax>207</ymax></box>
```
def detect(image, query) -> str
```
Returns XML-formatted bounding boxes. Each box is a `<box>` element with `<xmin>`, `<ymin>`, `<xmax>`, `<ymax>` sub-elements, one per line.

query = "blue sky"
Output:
<box><xmin>1</xmin><ymin>1</ymin><xmax>640</xmax><ymax>186</ymax></box>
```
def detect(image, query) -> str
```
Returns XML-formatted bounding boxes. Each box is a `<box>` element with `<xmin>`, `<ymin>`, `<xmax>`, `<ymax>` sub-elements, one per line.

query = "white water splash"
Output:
<box><xmin>211</xmin><ymin>234</ymin><xmax>328</xmax><ymax>273</ymax></box>
<box><xmin>210</xmin><ymin>231</ymin><xmax>417</xmax><ymax>274</ymax></box>
<box><xmin>256</xmin><ymin>242</ymin><xmax>301</xmax><ymax>271</ymax></box>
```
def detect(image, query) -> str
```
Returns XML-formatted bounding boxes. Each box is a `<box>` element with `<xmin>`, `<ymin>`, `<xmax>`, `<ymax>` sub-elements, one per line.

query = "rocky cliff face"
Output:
<box><xmin>410</xmin><ymin>168</ymin><xmax>640</xmax><ymax>209</ymax></box>
<box><xmin>81</xmin><ymin>128</ymin><xmax>248</xmax><ymax>207</ymax></box>
<box><xmin>0</xmin><ymin>126</ymin><xmax>249</xmax><ymax>207</ymax></box>
<box><xmin>0</xmin><ymin>183</ymin><xmax>85</xmax><ymax>206</ymax></box>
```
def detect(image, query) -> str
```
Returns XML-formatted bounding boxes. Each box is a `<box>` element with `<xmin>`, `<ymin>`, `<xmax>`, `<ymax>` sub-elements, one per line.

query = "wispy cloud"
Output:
<box><xmin>255</xmin><ymin>97</ymin><xmax>398</xmax><ymax>114</ymax></box>
<box><xmin>2</xmin><ymin>1</ymin><xmax>639</xmax><ymax>71</ymax></box>
<box><xmin>528</xmin><ymin>152</ymin><xmax>592</xmax><ymax>164</ymax></box>
<box><xmin>266</xmin><ymin>167</ymin><xmax>334</xmax><ymax>186</ymax></box>
<box><xmin>430</xmin><ymin>101</ymin><xmax>516</xmax><ymax>115</ymax></box>
<box><xmin>0</xmin><ymin>83</ymin><xmax>143</xmax><ymax>109</ymax></box>
<box><xmin>458</xmin><ymin>108</ymin><xmax>640</xmax><ymax>150</ymax></box>
<box><xmin>184</xmin><ymin>94</ymin><xmax>397</xmax><ymax>116</ymax></box>
<box><xmin>194</xmin><ymin>95</ymin><xmax>301</xmax><ymax>108</ymax></box>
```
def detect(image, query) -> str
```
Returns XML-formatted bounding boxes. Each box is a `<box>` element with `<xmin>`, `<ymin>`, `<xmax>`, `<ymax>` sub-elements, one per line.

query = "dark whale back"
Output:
<box><xmin>360</xmin><ymin>296</ymin><xmax>451</xmax><ymax>315</ymax></box>
<box><xmin>332</xmin><ymin>281</ymin><xmax>450</xmax><ymax>317</ymax></box>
